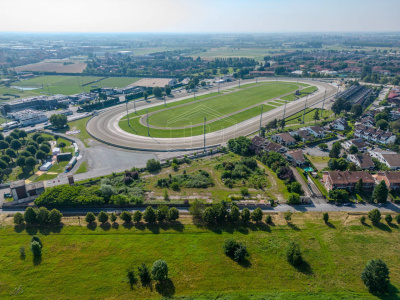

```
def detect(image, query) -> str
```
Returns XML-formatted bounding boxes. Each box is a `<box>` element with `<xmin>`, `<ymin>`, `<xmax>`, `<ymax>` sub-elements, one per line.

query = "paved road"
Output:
<box><xmin>1</xmin><ymin>202</ymin><xmax>399</xmax><ymax>214</ymax></box>
<box><xmin>87</xmin><ymin>78</ymin><xmax>338</xmax><ymax>151</ymax></box>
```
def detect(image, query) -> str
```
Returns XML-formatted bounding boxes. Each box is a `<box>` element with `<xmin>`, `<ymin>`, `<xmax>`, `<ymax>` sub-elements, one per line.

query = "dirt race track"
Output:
<box><xmin>87</xmin><ymin>77</ymin><xmax>338</xmax><ymax>152</ymax></box>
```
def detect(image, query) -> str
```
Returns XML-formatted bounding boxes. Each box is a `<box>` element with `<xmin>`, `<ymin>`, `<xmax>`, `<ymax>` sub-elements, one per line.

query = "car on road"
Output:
<box><xmin>343</xmin><ymin>203</ymin><xmax>352</xmax><ymax>206</ymax></box>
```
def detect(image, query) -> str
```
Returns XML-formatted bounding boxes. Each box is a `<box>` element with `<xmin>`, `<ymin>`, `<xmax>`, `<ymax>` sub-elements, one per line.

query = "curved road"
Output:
<box><xmin>87</xmin><ymin>78</ymin><xmax>338</xmax><ymax>151</ymax></box>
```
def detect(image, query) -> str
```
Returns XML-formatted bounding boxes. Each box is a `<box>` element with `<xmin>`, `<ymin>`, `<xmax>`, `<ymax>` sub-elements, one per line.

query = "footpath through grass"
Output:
<box><xmin>1</xmin><ymin>212</ymin><xmax>399</xmax><ymax>299</ymax></box>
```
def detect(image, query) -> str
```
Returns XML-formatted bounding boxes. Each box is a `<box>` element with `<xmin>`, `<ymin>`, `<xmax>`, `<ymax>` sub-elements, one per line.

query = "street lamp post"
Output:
<box><xmin>259</xmin><ymin>106</ymin><xmax>264</xmax><ymax>136</ymax></box>
<box><xmin>126</xmin><ymin>101</ymin><xmax>130</xmax><ymax>127</ymax></box>
<box><xmin>134</xmin><ymin>100</ymin><xmax>136</xmax><ymax>113</ymax></box>
<box><xmin>147</xmin><ymin>109</ymin><xmax>150</xmax><ymax>136</ymax></box>
<box><xmin>203</xmin><ymin>117</ymin><xmax>206</xmax><ymax>152</ymax></box>
<box><xmin>302</xmin><ymin>95</ymin><xmax>309</xmax><ymax>124</ymax></box>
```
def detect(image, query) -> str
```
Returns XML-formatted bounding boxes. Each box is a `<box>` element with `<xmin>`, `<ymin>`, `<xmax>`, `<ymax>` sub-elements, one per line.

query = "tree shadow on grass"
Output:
<box><xmin>388</xmin><ymin>222</ymin><xmax>399</xmax><ymax>229</ymax></box>
<box><xmin>38</xmin><ymin>225</ymin><xmax>63</xmax><ymax>235</ymax></box>
<box><xmin>372</xmin><ymin>283</ymin><xmax>400</xmax><ymax>300</ymax></box>
<box><xmin>134</xmin><ymin>222</ymin><xmax>146</xmax><ymax>231</ymax></box>
<box><xmin>112</xmin><ymin>222</ymin><xmax>119</xmax><ymax>230</ymax></box>
<box><xmin>14</xmin><ymin>224</ymin><xmax>25</xmax><ymax>234</ymax></box>
<box><xmin>146</xmin><ymin>223</ymin><xmax>160</xmax><ymax>234</ymax></box>
<box><xmin>155</xmin><ymin>279</ymin><xmax>175</xmax><ymax>297</ymax></box>
<box><xmin>287</xmin><ymin>222</ymin><xmax>301</xmax><ymax>231</ymax></box>
<box><xmin>122</xmin><ymin>222</ymin><xmax>134</xmax><ymax>230</ymax></box>
<box><xmin>170</xmin><ymin>221</ymin><xmax>185</xmax><ymax>232</ymax></box>
<box><xmin>86</xmin><ymin>222</ymin><xmax>97</xmax><ymax>231</ymax></box>
<box><xmin>374</xmin><ymin>222</ymin><xmax>392</xmax><ymax>233</ymax></box>
<box><xmin>100</xmin><ymin>222</ymin><xmax>111</xmax><ymax>231</ymax></box>
<box><xmin>238</xmin><ymin>258</ymin><xmax>252</xmax><ymax>269</ymax></box>
<box><xmin>294</xmin><ymin>260</ymin><xmax>313</xmax><ymax>275</ymax></box>
<box><xmin>324</xmin><ymin>221</ymin><xmax>336</xmax><ymax>229</ymax></box>
<box><xmin>33</xmin><ymin>255</ymin><xmax>42</xmax><ymax>266</ymax></box>
<box><xmin>361</xmin><ymin>222</ymin><xmax>371</xmax><ymax>228</ymax></box>
<box><xmin>25</xmin><ymin>226</ymin><xmax>38</xmax><ymax>235</ymax></box>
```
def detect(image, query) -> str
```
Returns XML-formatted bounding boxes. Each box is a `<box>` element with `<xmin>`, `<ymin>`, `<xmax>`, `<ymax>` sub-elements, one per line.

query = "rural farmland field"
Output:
<box><xmin>14</xmin><ymin>60</ymin><xmax>87</xmax><ymax>73</ymax></box>
<box><xmin>1</xmin><ymin>212</ymin><xmax>399</xmax><ymax>299</ymax></box>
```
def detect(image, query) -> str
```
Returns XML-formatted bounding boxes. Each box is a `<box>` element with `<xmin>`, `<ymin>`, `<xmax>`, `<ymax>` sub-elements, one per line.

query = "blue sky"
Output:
<box><xmin>1</xmin><ymin>0</ymin><xmax>399</xmax><ymax>33</ymax></box>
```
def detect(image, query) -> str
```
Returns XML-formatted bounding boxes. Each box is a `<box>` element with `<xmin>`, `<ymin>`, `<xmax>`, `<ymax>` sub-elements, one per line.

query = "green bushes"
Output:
<box><xmin>156</xmin><ymin>169</ymin><xmax>214</xmax><ymax>189</ymax></box>
<box><xmin>223</xmin><ymin>238</ymin><xmax>249</xmax><ymax>262</ymax></box>
<box><xmin>286</xmin><ymin>241</ymin><xmax>303</xmax><ymax>267</ymax></box>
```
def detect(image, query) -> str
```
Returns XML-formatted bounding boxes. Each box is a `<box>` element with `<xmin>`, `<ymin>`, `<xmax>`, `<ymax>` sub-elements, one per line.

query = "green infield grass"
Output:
<box><xmin>147</xmin><ymin>82</ymin><xmax>298</xmax><ymax>128</ymax></box>
<box><xmin>1</xmin><ymin>212</ymin><xmax>399</xmax><ymax>299</ymax></box>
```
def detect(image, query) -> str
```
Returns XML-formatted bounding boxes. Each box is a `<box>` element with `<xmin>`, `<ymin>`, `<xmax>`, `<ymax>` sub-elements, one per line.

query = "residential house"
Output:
<box><xmin>354</xmin><ymin>125</ymin><xmax>396</xmax><ymax>145</ymax></box>
<box><xmin>271</xmin><ymin>133</ymin><xmax>296</xmax><ymax>146</ymax></box>
<box><xmin>292</xmin><ymin>129</ymin><xmax>314</xmax><ymax>142</ymax></box>
<box><xmin>343</xmin><ymin>138</ymin><xmax>368</xmax><ymax>152</ymax></box>
<box><xmin>376</xmin><ymin>171</ymin><xmax>400</xmax><ymax>191</ymax></box>
<box><xmin>359</xmin><ymin>116</ymin><xmax>375</xmax><ymax>127</ymax></box>
<box><xmin>286</xmin><ymin>150</ymin><xmax>306</xmax><ymax>167</ymax></box>
<box><xmin>251</xmin><ymin>136</ymin><xmax>287</xmax><ymax>154</ymax></box>
<box><xmin>329</xmin><ymin>117</ymin><xmax>348</xmax><ymax>131</ymax></box>
<box><xmin>304</xmin><ymin>125</ymin><xmax>325</xmax><ymax>138</ymax></box>
<box><xmin>380</xmin><ymin>154</ymin><xmax>400</xmax><ymax>170</ymax></box>
<box><xmin>322</xmin><ymin>171</ymin><xmax>375</xmax><ymax>191</ymax></box>
<box><xmin>347</xmin><ymin>154</ymin><xmax>375</xmax><ymax>170</ymax></box>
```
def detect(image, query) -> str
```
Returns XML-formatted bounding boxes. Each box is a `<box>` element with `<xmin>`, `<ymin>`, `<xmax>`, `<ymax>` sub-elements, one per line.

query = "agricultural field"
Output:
<box><xmin>8</xmin><ymin>75</ymin><xmax>140</xmax><ymax>96</ymax></box>
<box><xmin>0</xmin><ymin>212</ymin><xmax>399</xmax><ymax>299</ymax></box>
<box><xmin>120</xmin><ymin>82</ymin><xmax>307</xmax><ymax>138</ymax></box>
<box><xmin>13</xmin><ymin>60</ymin><xmax>87</xmax><ymax>73</ymax></box>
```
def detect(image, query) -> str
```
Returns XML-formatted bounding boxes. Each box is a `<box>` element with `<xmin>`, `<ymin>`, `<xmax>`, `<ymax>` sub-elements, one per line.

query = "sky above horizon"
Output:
<box><xmin>1</xmin><ymin>0</ymin><xmax>399</xmax><ymax>33</ymax></box>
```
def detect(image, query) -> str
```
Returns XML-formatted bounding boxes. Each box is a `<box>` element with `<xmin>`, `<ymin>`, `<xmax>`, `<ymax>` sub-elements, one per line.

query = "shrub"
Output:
<box><xmin>396</xmin><ymin>214</ymin><xmax>400</xmax><ymax>224</ymax></box>
<box><xmin>287</xmin><ymin>193</ymin><xmax>300</xmax><ymax>205</ymax></box>
<box><xmin>151</xmin><ymin>260</ymin><xmax>169</xmax><ymax>281</ymax></box>
<box><xmin>251</xmin><ymin>208</ymin><xmax>263</xmax><ymax>222</ymax></box>
<box><xmin>85</xmin><ymin>212</ymin><xmax>96</xmax><ymax>223</ymax></box>
<box><xmin>19</xmin><ymin>246</ymin><xmax>25</xmax><ymax>258</ymax></box>
<box><xmin>241</xmin><ymin>208</ymin><xmax>250</xmax><ymax>223</ymax></box>
<box><xmin>323</xmin><ymin>212</ymin><xmax>329</xmax><ymax>222</ymax></box>
<box><xmin>360</xmin><ymin>215</ymin><xmax>366</xmax><ymax>224</ymax></box>
<box><xmin>138</xmin><ymin>263</ymin><xmax>152</xmax><ymax>286</ymax></box>
<box><xmin>48</xmin><ymin>209</ymin><xmax>63</xmax><ymax>225</ymax></box>
<box><xmin>31</xmin><ymin>236</ymin><xmax>42</xmax><ymax>248</ymax></box>
<box><xmin>385</xmin><ymin>214</ymin><xmax>392</xmax><ymax>224</ymax></box>
<box><xmin>223</xmin><ymin>238</ymin><xmax>248</xmax><ymax>262</ymax></box>
<box><xmin>120</xmin><ymin>211</ymin><xmax>132</xmax><ymax>223</ymax></box>
<box><xmin>284</xmin><ymin>211</ymin><xmax>293</xmax><ymax>222</ymax></box>
<box><xmin>156</xmin><ymin>205</ymin><xmax>168</xmax><ymax>222</ymax></box>
<box><xmin>163</xmin><ymin>188</ymin><xmax>169</xmax><ymax>201</ymax></box>
<box><xmin>240</xmin><ymin>187</ymin><xmax>249</xmax><ymax>196</ymax></box>
<box><xmin>265</xmin><ymin>214</ymin><xmax>272</xmax><ymax>224</ymax></box>
<box><xmin>24</xmin><ymin>207</ymin><xmax>37</xmax><ymax>224</ymax></box>
<box><xmin>110</xmin><ymin>213</ymin><xmax>117</xmax><ymax>223</ymax></box>
<box><xmin>146</xmin><ymin>159</ymin><xmax>161</xmax><ymax>172</ymax></box>
<box><xmin>368</xmin><ymin>209</ymin><xmax>381</xmax><ymax>225</ymax></box>
<box><xmin>286</xmin><ymin>241</ymin><xmax>303</xmax><ymax>267</ymax></box>
<box><xmin>234</xmin><ymin>245</ymin><xmax>248</xmax><ymax>262</ymax></box>
<box><xmin>37</xmin><ymin>207</ymin><xmax>49</xmax><ymax>225</ymax></box>
<box><xmin>97</xmin><ymin>211</ymin><xmax>109</xmax><ymax>224</ymax></box>
<box><xmin>13</xmin><ymin>212</ymin><xmax>24</xmax><ymax>225</ymax></box>
<box><xmin>171</xmin><ymin>163</ymin><xmax>179</xmax><ymax>171</ymax></box>
<box><xmin>203</xmin><ymin>207</ymin><xmax>216</xmax><ymax>224</ymax></box>
<box><xmin>143</xmin><ymin>206</ymin><xmax>156</xmax><ymax>223</ymax></box>
<box><xmin>361</xmin><ymin>259</ymin><xmax>390</xmax><ymax>293</ymax></box>
<box><xmin>170</xmin><ymin>182</ymin><xmax>180</xmax><ymax>191</ymax></box>
<box><xmin>167</xmin><ymin>207</ymin><xmax>180</xmax><ymax>221</ymax></box>
<box><xmin>133</xmin><ymin>211</ymin><xmax>142</xmax><ymax>223</ymax></box>
<box><xmin>30</xmin><ymin>241</ymin><xmax>42</xmax><ymax>257</ymax></box>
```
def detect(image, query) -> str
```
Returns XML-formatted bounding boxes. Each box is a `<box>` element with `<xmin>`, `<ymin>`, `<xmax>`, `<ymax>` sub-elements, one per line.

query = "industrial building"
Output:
<box><xmin>0</xmin><ymin>94</ymin><xmax>68</xmax><ymax>115</ymax></box>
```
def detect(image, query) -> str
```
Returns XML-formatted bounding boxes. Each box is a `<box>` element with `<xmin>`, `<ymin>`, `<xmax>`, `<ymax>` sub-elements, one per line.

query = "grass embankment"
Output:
<box><xmin>75</xmin><ymin>161</ymin><xmax>87</xmax><ymax>174</ymax></box>
<box><xmin>1</xmin><ymin>212</ymin><xmax>399</xmax><ymax>299</ymax></box>
<box><xmin>281</xmin><ymin>86</ymin><xmax>318</xmax><ymax>101</ymax></box>
<box><xmin>285</xmin><ymin>108</ymin><xmax>333</xmax><ymax>125</ymax></box>
<box><xmin>58</xmin><ymin>117</ymin><xmax>91</xmax><ymax>147</ymax></box>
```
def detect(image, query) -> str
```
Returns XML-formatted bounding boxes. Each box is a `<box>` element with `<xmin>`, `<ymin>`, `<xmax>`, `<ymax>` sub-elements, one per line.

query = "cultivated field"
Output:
<box><xmin>11</xmin><ymin>75</ymin><xmax>139</xmax><ymax>96</ymax></box>
<box><xmin>0</xmin><ymin>212</ymin><xmax>399</xmax><ymax>299</ymax></box>
<box><xmin>119</xmin><ymin>82</ymin><xmax>306</xmax><ymax>138</ymax></box>
<box><xmin>14</xmin><ymin>60</ymin><xmax>87</xmax><ymax>73</ymax></box>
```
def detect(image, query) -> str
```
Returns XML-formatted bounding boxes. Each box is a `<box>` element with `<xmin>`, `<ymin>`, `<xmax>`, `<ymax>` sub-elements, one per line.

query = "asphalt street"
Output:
<box><xmin>87</xmin><ymin>78</ymin><xmax>339</xmax><ymax>151</ymax></box>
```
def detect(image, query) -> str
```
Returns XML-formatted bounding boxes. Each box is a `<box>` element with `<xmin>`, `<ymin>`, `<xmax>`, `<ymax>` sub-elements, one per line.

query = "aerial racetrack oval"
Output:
<box><xmin>86</xmin><ymin>78</ymin><xmax>338</xmax><ymax>152</ymax></box>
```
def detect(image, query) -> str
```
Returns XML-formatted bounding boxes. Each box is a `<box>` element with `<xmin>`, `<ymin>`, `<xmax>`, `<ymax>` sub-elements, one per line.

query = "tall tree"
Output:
<box><xmin>329</xmin><ymin>141</ymin><xmax>341</xmax><ymax>159</ymax></box>
<box><xmin>313</xmin><ymin>109</ymin><xmax>320</xmax><ymax>122</ymax></box>
<box><xmin>373</xmin><ymin>180</ymin><xmax>388</xmax><ymax>203</ymax></box>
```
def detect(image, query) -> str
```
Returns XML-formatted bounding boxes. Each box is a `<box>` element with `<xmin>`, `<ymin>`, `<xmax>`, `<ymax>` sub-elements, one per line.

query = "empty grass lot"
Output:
<box><xmin>147</xmin><ymin>82</ymin><xmax>298</xmax><ymax>128</ymax></box>
<box><xmin>285</xmin><ymin>108</ymin><xmax>333</xmax><ymax>125</ymax></box>
<box><xmin>1</xmin><ymin>212</ymin><xmax>399</xmax><ymax>299</ymax></box>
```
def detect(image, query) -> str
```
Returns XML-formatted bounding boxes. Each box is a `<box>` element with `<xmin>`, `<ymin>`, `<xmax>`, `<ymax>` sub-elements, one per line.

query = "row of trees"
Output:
<box><xmin>85</xmin><ymin>206</ymin><xmax>180</xmax><ymax>224</ymax></box>
<box><xmin>14</xmin><ymin>207</ymin><xmax>63</xmax><ymax>226</ymax></box>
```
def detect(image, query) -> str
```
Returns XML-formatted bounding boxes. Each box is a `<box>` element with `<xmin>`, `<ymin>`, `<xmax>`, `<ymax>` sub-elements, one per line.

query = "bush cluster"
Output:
<box><xmin>156</xmin><ymin>169</ymin><xmax>214</xmax><ymax>189</ymax></box>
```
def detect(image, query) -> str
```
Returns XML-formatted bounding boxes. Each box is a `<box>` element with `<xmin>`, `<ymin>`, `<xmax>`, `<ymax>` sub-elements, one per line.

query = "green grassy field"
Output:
<box><xmin>147</xmin><ymin>82</ymin><xmax>297</xmax><ymax>128</ymax></box>
<box><xmin>11</xmin><ymin>76</ymin><xmax>140</xmax><ymax>96</ymax></box>
<box><xmin>1</xmin><ymin>212</ymin><xmax>399</xmax><ymax>299</ymax></box>
<box><xmin>59</xmin><ymin>117</ymin><xmax>92</xmax><ymax>147</ymax></box>
<box><xmin>75</xmin><ymin>161</ymin><xmax>87</xmax><ymax>174</ymax></box>
<box><xmin>285</xmin><ymin>109</ymin><xmax>333</xmax><ymax>125</ymax></box>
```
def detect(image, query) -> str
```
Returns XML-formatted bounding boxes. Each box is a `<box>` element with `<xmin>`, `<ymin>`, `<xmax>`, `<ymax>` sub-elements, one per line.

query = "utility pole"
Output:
<box><xmin>218</xmin><ymin>81</ymin><xmax>220</xmax><ymax>93</ymax></box>
<box><xmin>302</xmin><ymin>95</ymin><xmax>308</xmax><ymax>124</ymax></box>
<box><xmin>126</xmin><ymin>100</ymin><xmax>130</xmax><ymax>127</ymax></box>
<box><xmin>259</xmin><ymin>106</ymin><xmax>264</xmax><ymax>136</ymax></box>
<box><xmin>147</xmin><ymin>109</ymin><xmax>150</xmax><ymax>136</ymax></box>
<box><xmin>203</xmin><ymin>117</ymin><xmax>206</xmax><ymax>152</ymax></box>
<box><xmin>134</xmin><ymin>100</ymin><xmax>136</xmax><ymax>113</ymax></box>
<box><xmin>282</xmin><ymin>100</ymin><xmax>287</xmax><ymax>120</ymax></box>
<box><xmin>321</xmin><ymin>90</ymin><xmax>326</xmax><ymax>112</ymax></box>
<box><xmin>164</xmin><ymin>96</ymin><xmax>166</xmax><ymax>107</ymax></box>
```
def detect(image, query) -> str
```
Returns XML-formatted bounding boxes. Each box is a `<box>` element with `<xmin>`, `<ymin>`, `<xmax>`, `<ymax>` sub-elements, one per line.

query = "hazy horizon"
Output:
<box><xmin>1</xmin><ymin>0</ymin><xmax>400</xmax><ymax>33</ymax></box>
